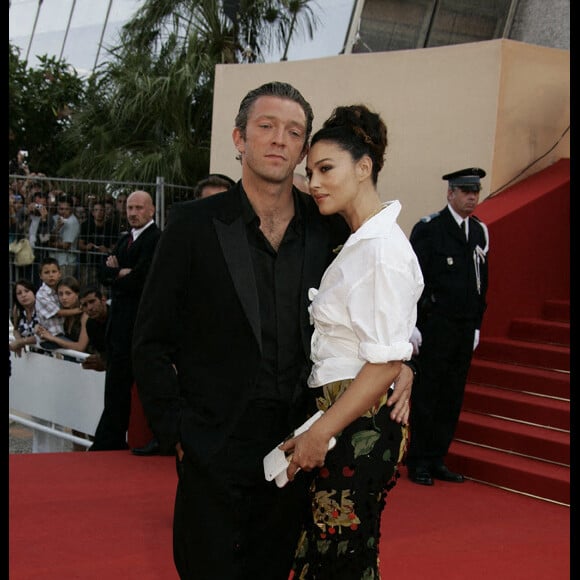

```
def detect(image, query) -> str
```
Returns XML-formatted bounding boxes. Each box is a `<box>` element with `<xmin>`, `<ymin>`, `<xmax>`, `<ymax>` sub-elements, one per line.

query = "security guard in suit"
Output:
<box><xmin>407</xmin><ymin>168</ymin><xmax>489</xmax><ymax>485</ymax></box>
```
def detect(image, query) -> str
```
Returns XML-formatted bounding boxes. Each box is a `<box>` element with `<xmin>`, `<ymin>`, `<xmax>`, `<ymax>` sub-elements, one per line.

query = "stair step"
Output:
<box><xmin>542</xmin><ymin>299</ymin><xmax>570</xmax><ymax>322</ymax></box>
<box><xmin>509</xmin><ymin>317</ymin><xmax>570</xmax><ymax>346</ymax></box>
<box><xmin>463</xmin><ymin>383</ymin><xmax>570</xmax><ymax>430</ymax></box>
<box><xmin>454</xmin><ymin>411</ymin><xmax>570</xmax><ymax>465</ymax></box>
<box><xmin>447</xmin><ymin>440</ymin><xmax>570</xmax><ymax>505</ymax></box>
<box><xmin>476</xmin><ymin>337</ymin><xmax>569</xmax><ymax>372</ymax></box>
<box><xmin>468</xmin><ymin>358</ymin><xmax>570</xmax><ymax>398</ymax></box>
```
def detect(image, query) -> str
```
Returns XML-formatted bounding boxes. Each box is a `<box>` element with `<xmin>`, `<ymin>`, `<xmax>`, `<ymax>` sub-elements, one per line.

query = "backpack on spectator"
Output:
<box><xmin>9</xmin><ymin>238</ymin><xmax>35</xmax><ymax>266</ymax></box>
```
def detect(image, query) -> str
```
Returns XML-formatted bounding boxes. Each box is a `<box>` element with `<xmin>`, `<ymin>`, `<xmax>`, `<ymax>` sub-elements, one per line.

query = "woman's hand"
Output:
<box><xmin>387</xmin><ymin>363</ymin><xmax>413</xmax><ymax>425</ymax></box>
<box><xmin>9</xmin><ymin>339</ymin><xmax>24</xmax><ymax>357</ymax></box>
<box><xmin>279</xmin><ymin>426</ymin><xmax>331</xmax><ymax>483</ymax></box>
<box><xmin>36</xmin><ymin>325</ymin><xmax>54</xmax><ymax>342</ymax></box>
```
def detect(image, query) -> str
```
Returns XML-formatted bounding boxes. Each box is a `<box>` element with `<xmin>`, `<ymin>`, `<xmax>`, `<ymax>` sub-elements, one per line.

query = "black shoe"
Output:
<box><xmin>132</xmin><ymin>438</ymin><xmax>160</xmax><ymax>456</ymax></box>
<box><xmin>408</xmin><ymin>466</ymin><xmax>434</xmax><ymax>486</ymax></box>
<box><xmin>431</xmin><ymin>464</ymin><xmax>464</xmax><ymax>483</ymax></box>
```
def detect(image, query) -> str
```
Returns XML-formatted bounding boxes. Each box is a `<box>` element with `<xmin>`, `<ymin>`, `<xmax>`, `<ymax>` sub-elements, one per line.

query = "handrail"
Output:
<box><xmin>9</xmin><ymin>413</ymin><xmax>92</xmax><ymax>448</ymax></box>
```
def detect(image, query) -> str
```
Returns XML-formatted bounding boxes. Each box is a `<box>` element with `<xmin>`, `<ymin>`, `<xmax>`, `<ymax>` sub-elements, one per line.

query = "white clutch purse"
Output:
<box><xmin>263</xmin><ymin>410</ymin><xmax>336</xmax><ymax>488</ymax></box>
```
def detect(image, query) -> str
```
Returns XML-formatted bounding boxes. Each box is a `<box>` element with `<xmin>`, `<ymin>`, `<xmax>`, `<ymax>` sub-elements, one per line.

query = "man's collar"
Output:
<box><xmin>447</xmin><ymin>204</ymin><xmax>465</xmax><ymax>226</ymax></box>
<box><xmin>131</xmin><ymin>219</ymin><xmax>154</xmax><ymax>236</ymax></box>
<box><xmin>239</xmin><ymin>186</ymin><xmax>302</xmax><ymax>226</ymax></box>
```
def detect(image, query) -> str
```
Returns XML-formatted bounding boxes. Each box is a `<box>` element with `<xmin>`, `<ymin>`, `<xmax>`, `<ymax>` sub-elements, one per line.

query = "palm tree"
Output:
<box><xmin>62</xmin><ymin>0</ymin><xmax>321</xmax><ymax>185</ymax></box>
<box><xmin>62</xmin><ymin>33</ymin><xmax>217</xmax><ymax>185</ymax></box>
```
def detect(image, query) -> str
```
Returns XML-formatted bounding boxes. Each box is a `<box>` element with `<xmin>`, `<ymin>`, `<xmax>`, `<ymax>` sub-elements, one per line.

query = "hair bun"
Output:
<box><xmin>311</xmin><ymin>104</ymin><xmax>388</xmax><ymax>182</ymax></box>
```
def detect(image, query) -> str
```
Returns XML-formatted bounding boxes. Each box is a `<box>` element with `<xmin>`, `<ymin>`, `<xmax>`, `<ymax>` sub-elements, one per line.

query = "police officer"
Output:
<box><xmin>407</xmin><ymin>168</ymin><xmax>489</xmax><ymax>486</ymax></box>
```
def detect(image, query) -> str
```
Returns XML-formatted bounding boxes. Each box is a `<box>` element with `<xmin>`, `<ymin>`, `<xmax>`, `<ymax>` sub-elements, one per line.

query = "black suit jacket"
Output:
<box><xmin>410</xmin><ymin>206</ymin><xmax>489</xmax><ymax>330</ymax></box>
<box><xmin>132</xmin><ymin>184</ymin><xmax>349</xmax><ymax>460</ymax></box>
<box><xmin>100</xmin><ymin>222</ymin><xmax>161</xmax><ymax>355</ymax></box>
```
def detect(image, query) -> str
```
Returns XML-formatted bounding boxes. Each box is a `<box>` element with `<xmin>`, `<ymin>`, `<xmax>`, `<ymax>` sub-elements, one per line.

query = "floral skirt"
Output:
<box><xmin>290</xmin><ymin>379</ymin><xmax>408</xmax><ymax>580</ymax></box>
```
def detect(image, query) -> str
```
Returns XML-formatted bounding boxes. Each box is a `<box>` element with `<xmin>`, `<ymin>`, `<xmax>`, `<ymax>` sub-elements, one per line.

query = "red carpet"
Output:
<box><xmin>9</xmin><ymin>453</ymin><xmax>570</xmax><ymax>579</ymax></box>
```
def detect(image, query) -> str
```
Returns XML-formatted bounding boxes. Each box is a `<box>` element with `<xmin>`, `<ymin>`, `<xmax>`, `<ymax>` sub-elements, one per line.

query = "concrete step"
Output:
<box><xmin>463</xmin><ymin>383</ymin><xmax>569</xmax><ymax>430</ymax></box>
<box><xmin>508</xmin><ymin>317</ymin><xmax>569</xmax><ymax>346</ymax></box>
<box><xmin>454</xmin><ymin>410</ymin><xmax>569</xmax><ymax>466</ymax></box>
<box><xmin>467</xmin><ymin>358</ymin><xmax>570</xmax><ymax>398</ymax></box>
<box><xmin>447</xmin><ymin>439</ymin><xmax>570</xmax><ymax>505</ymax></box>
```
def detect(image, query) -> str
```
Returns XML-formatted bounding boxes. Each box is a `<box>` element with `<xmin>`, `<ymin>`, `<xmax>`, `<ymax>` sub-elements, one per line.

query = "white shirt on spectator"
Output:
<box><xmin>28</xmin><ymin>214</ymin><xmax>40</xmax><ymax>246</ymax></box>
<box><xmin>35</xmin><ymin>282</ymin><xmax>65</xmax><ymax>336</ymax></box>
<box><xmin>49</xmin><ymin>214</ymin><xmax>80</xmax><ymax>267</ymax></box>
<box><xmin>307</xmin><ymin>200</ymin><xmax>424</xmax><ymax>389</ymax></box>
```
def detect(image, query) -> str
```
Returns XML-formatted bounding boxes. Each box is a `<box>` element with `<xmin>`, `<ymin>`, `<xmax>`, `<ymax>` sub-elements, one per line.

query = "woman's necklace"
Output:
<box><xmin>360</xmin><ymin>205</ymin><xmax>383</xmax><ymax>228</ymax></box>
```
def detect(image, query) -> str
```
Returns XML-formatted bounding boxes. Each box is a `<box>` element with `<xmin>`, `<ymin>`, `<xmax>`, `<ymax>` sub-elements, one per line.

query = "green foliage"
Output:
<box><xmin>351</xmin><ymin>429</ymin><xmax>381</xmax><ymax>458</ymax></box>
<box><xmin>61</xmin><ymin>33</ymin><xmax>216</xmax><ymax>184</ymax></box>
<box><xmin>11</xmin><ymin>0</ymin><xmax>320</xmax><ymax>185</ymax></box>
<box><xmin>9</xmin><ymin>43</ymin><xmax>87</xmax><ymax>176</ymax></box>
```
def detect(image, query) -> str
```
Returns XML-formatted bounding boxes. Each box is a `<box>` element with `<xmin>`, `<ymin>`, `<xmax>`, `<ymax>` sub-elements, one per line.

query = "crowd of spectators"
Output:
<box><xmin>9</xmin><ymin>163</ymin><xmax>236</xmax><ymax>295</ymax></box>
<box><xmin>8</xmin><ymin>261</ymin><xmax>106</xmax><ymax>450</ymax></box>
<box><xmin>8</xmin><ymin>161</ymin><xmax>238</xmax><ymax>452</ymax></box>
<box><xmin>9</xmin><ymin>176</ymin><xmax>132</xmax><ymax>290</ymax></box>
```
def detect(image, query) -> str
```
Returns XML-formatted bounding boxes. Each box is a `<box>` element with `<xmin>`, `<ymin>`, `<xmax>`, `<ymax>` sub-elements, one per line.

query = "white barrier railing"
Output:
<box><xmin>9</xmin><ymin>345</ymin><xmax>105</xmax><ymax>452</ymax></box>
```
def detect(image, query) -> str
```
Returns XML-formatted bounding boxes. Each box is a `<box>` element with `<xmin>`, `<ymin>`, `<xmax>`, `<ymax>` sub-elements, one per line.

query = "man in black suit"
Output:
<box><xmin>406</xmin><ymin>168</ymin><xmax>489</xmax><ymax>486</ymax></box>
<box><xmin>90</xmin><ymin>190</ymin><xmax>160</xmax><ymax>451</ymax></box>
<box><xmin>132</xmin><ymin>82</ymin><xmax>414</xmax><ymax>580</ymax></box>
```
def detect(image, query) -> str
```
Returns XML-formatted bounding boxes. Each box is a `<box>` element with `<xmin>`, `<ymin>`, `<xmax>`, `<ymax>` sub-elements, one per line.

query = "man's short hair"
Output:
<box><xmin>193</xmin><ymin>174</ymin><xmax>236</xmax><ymax>200</ymax></box>
<box><xmin>234</xmin><ymin>81</ymin><xmax>314</xmax><ymax>145</ymax></box>
<box><xmin>80</xmin><ymin>285</ymin><xmax>105</xmax><ymax>300</ymax></box>
<box><xmin>39</xmin><ymin>257</ymin><xmax>60</xmax><ymax>271</ymax></box>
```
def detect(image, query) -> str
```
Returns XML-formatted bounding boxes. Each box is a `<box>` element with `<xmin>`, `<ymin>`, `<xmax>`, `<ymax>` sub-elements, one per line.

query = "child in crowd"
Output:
<box><xmin>34</xmin><ymin>258</ymin><xmax>81</xmax><ymax>350</ymax></box>
<box><xmin>9</xmin><ymin>279</ymin><xmax>40</xmax><ymax>357</ymax></box>
<box><xmin>36</xmin><ymin>276</ymin><xmax>89</xmax><ymax>352</ymax></box>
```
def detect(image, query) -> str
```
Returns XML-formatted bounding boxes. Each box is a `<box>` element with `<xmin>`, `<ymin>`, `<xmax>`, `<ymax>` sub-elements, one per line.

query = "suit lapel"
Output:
<box><xmin>212</xmin><ymin>190</ymin><xmax>344</xmax><ymax>357</ymax></box>
<box><xmin>214</xmin><ymin>215</ymin><xmax>261</xmax><ymax>351</ymax></box>
<box><xmin>442</xmin><ymin>207</ymin><xmax>467</xmax><ymax>244</ymax></box>
<box><xmin>128</xmin><ymin>223</ymin><xmax>158</xmax><ymax>249</ymax></box>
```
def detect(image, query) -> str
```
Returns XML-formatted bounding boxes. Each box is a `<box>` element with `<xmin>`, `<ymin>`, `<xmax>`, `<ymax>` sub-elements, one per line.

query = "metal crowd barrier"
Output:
<box><xmin>9</xmin><ymin>344</ymin><xmax>105</xmax><ymax>452</ymax></box>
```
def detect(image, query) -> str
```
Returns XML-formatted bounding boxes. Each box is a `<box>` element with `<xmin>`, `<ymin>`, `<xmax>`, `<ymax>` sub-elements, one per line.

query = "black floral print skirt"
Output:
<box><xmin>290</xmin><ymin>379</ymin><xmax>408</xmax><ymax>580</ymax></box>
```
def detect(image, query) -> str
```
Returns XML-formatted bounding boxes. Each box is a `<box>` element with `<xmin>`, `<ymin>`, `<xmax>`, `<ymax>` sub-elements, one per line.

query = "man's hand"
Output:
<box><xmin>387</xmin><ymin>363</ymin><xmax>414</xmax><ymax>425</ymax></box>
<box><xmin>81</xmin><ymin>354</ymin><xmax>106</xmax><ymax>372</ymax></box>
<box><xmin>106</xmin><ymin>254</ymin><xmax>119</xmax><ymax>268</ymax></box>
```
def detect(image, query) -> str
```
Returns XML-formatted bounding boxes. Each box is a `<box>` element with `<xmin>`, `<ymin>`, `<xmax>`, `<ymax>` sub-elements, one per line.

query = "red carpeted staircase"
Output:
<box><xmin>447</xmin><ymin>298</ymin><xmax>570</xmax><ymax>505</ymax></box>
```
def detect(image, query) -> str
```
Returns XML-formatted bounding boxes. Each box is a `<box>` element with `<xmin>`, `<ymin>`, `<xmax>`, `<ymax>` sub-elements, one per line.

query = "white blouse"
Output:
<box><xmin>308</xmin><ymin>200</ymin><xmax>424</xmax><ymax>388</ymax></box>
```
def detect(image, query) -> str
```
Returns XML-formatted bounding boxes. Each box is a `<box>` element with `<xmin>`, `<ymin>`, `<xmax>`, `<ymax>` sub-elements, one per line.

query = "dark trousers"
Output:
<box><xmin>90</xmin><ymin>351</ymin><xmax>132</xmax><ymax>451</ymax></box>
<box><xmin>407</xmin><ymin>313</ymin><xmax>475</xmax><ymax>469</ymax></box>
<box><xmin>173</xmin><ymin>403</ymin><xmax>311</xmax><ymax>580</ymax></box>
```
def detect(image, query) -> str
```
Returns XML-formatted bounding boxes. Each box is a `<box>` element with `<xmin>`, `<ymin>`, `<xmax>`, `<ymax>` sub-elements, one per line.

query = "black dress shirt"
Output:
<box><xmin>240</xmin><ymin>189</ymin><xmax>306</xmax><ymax>406</ymax></box>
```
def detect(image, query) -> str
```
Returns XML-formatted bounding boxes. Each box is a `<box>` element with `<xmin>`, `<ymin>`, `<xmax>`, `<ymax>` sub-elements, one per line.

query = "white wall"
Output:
<box><xmin>210</xmin><ymin>39</ymin><xmax>569</xmax><ymax>235</ymax></box>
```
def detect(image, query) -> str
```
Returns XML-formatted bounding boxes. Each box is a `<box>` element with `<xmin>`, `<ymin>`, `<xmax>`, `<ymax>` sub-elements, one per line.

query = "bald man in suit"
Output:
<box><xmin>90</xmin><ymin>190</ymin><xmax>160</xmax><ymax>451</ymax></box>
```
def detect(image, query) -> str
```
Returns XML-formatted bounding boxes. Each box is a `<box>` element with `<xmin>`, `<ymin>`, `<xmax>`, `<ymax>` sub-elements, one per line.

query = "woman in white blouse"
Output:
<box><xmin>283</xmin><ymin>105</ymin><xmax>424</xmax><ymax>579</ymax></box>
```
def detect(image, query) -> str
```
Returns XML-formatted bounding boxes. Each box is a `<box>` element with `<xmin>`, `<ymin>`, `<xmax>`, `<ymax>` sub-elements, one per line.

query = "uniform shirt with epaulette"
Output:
<box><xmin>410</xmin><ymin>206</ymin><xmax>489</xmax><ymax>329</ymax></box>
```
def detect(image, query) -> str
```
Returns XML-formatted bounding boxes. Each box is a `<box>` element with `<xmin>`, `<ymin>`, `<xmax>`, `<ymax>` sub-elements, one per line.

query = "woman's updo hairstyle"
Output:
<box><xmin>310</xmin><ymin>105</ymin><xmax>387</xmax><ymax>185</ymax></box>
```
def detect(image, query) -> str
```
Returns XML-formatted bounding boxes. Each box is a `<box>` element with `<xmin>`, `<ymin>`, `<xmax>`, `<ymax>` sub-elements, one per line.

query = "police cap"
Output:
<box><xmin>442</xmin><ymin>167</ymin><xmax>486</xmax><ymax>190</ymax></box>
